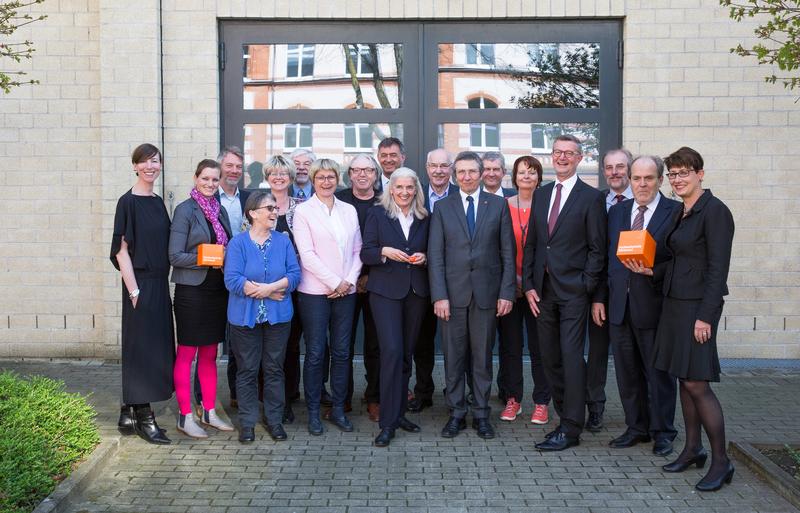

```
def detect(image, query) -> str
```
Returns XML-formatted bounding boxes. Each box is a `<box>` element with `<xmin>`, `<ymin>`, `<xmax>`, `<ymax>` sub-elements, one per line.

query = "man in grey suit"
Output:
<box><xmin>428</xmin><ymin>151</ymin><xmax>516</xmax><ymax>439</ymax></box>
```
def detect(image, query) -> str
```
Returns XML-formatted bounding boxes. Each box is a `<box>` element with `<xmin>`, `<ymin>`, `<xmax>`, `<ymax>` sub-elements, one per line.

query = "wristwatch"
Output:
<box><xmin>129</xmin><ymin>288</ymin><xmax>140</xmax><ymax>300</ymax></box>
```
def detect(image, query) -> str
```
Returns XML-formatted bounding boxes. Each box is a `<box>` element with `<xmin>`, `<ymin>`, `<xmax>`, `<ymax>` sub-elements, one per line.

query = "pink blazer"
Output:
<box><xmin>292</xmin><ymin>194</ymin><xmax>363</xmax><ymax>295</ymax></box>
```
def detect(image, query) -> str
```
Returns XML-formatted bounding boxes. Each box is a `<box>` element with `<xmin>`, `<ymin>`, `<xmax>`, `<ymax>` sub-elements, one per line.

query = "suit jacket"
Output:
<box><xmin>661</xmin><ymin>189</ymin><xmax>734</xmax><ymax>323</ymax></box>
<box><xmin>522</xmin><ymin>177</ymin><xmax>607</xmax><ymax>301</ymax></box>
<box><xmin>423</xmin><ymin>183</ymin><xmax>459</xmax><ymax>212</ymax></box>
<box><xmin>484</xmin><ymin>186</ymin><xmax>516</xmax><ymax>198</ymax></box>
<box><xmin>428</xmin><ymin>190</ymin><xmax>515</xmax><ymax>309</ymax></box>
<box><xmin>288</xmin><ymin>184</ymin><xmax>314</xmax><ymax>199</ymax></box>
<box><xmin>360</xmin><ymin>205</ymin><xmax>430</xmax><ymax>300</ymax></box>
<box><xmin>607</xmin><ymin>193</ymin><xmax>681</xmax><ymax>328</ymax></box>
<box><xmin>169</xmin><ymin>197</ymin><xmax>233</xmax><ymax>286</ymax></box>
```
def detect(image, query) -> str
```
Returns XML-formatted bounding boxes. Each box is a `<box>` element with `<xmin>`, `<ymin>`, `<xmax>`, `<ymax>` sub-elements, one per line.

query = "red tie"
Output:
<box><xmin>615</xmin><ymin>194</ymin><xmax>625</xmax><ymax>204</ymax></box>
<box><xmin>548</xmin><ymin>183</ymin><xmax>563</xmax><ymax>236</ymax></box>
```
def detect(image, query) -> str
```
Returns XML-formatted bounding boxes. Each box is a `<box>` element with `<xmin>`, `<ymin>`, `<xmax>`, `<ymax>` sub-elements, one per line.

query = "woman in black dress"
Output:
<box><xmin>168</xmin><ymin>159</ymin><xmax>235</xmax><ymax>438</ymax></box>
<box><xmin>652</xmin><ymin>147</ymin><xmax>735</xmax><ymax>491</ymax></box>
<box><xmin>111</xmin><ymin>143</ymin><xmax>175</xmax><ymax>445</ymax></box>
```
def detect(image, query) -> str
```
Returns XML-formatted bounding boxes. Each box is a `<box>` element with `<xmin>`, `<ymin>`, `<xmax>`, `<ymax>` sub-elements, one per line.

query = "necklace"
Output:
<box><xmin>515</xmin><ymin>195</ymin><xmax>530</xmax><ymax>244</ymax></box>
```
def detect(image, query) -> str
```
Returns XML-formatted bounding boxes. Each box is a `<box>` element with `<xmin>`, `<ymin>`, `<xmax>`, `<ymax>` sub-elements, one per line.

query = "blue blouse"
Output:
<box><xmin>224</xmin><ymin>230</ymin><xmax>300</xmax><ymax>328</ymax></box>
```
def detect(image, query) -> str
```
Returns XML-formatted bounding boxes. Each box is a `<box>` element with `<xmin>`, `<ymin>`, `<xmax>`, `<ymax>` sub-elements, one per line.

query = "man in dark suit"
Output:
<box><xmin>376</xmin><ymin>137</ymin><xmax>407</xmax><ymax>191</ymax></box>
<box><xmin>289</xmin><ymin>148</ymin><xmax>315</xmax><ymax>200</ymax></box>
<box><xmin>428</xmin><ymin>151</ymin><xmax>515</xmax><ymax>439</ymax></box>
<box><xmin>407</xmin><ymin>148</ymin><xmax>459</xmax><ymax>413</ymax></box>
<box><xmin>481</xmin><ymin>151</ymin><xmax>515</xmax><ymax>198</ymax></box>
<box><xmin>522</xmin><ymin>134</ymin><xmax>607</xmax><ymax>451</ymax></box>
<box><xmin>593</xmin><ymin>155</ymin><xmax>679</xmax><ymax>456</ymax></box>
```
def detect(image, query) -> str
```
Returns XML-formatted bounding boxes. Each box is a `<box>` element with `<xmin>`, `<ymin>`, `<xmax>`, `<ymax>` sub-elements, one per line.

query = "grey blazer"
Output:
<box><xmin>428</xmin><ymin>190</ymin><xmax>515</xmax><ymax>309</ymax></box>
<box><xmin>169</xmin><ymin>197</ymin><xmax>233</xmax><ymax>286</ymax></box>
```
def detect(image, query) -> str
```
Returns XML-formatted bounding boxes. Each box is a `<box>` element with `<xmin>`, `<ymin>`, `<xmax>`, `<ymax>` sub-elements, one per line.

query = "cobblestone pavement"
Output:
<box><xmin>2</xmin><ymin>359</ymin><xmax>799</xmax><ymax>513</ymax></box>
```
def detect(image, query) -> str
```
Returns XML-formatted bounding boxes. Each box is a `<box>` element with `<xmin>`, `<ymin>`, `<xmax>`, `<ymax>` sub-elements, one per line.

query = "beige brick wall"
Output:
<box><xmin>1</xmin><ymin>0</ymin><xmax>797</xmax><ymax>359</ymax></box>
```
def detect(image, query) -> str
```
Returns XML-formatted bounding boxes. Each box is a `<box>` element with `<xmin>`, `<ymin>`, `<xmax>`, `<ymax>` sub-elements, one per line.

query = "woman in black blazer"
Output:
<box><xmin>652</xmin><ymin>147</ymin><xmax>735</xmax><ymax>492</ymax></box>
<box><xmin>360</xmin><ymin>168</ymin><xmax>430</xmax><ymax>447</ymax></box>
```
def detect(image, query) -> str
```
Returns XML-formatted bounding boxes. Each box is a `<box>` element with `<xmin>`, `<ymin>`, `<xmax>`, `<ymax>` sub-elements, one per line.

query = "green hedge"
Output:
<box><xmin>0</xmin><ymin>371</ymin><xmax>100</xmax><ymax>513</ymax></box>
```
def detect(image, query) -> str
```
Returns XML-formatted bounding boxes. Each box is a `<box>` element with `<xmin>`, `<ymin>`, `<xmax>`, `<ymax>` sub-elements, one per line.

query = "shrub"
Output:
<box><xmin>0</xmin><ymin>371</ymin><xmax>100</xmax><ymax>513</ymax></box>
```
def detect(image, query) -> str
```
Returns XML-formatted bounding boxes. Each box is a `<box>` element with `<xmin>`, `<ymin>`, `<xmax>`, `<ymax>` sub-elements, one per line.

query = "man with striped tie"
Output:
<box><xmin>289</xmin><ymin>148</ymin><xmax>315</xmax><ymax>201</ymax></box>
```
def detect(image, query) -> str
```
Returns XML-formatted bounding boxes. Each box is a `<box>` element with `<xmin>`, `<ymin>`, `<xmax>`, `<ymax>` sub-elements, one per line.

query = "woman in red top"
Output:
<box><xmin>497</xmin><ymin>156</ymin><xmax>552</xmax><ymax>425</ymax></box>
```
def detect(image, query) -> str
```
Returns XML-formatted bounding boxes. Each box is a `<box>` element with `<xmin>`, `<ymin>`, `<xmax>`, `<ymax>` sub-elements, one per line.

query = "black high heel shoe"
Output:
<box><xmin>662</xmin><ymin>448</ymin><xmax>708</xmax><ymax>472</ymax></box>
<box><xmin>117</xmin><ymin>405</ymin><xmax>135</xmax><ymax>436</ymax></box>
<box><xmin>695</xmin><ymin>461</ymin><xmax>734</xmax><ymax>492</ymax></box>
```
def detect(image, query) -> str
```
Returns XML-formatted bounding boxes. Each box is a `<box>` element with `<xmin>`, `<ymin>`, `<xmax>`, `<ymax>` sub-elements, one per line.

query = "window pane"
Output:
<box><xmin>243</xmin><ymin>122</ymin><xmax>402</xmax><ymax>188</ymax></box>
<box><xmin>438</xmin><ymin>42</ymin><xmax>600</xmax><ymax>109</ymax></box>
<box><xmin>438</xmin><ymin>122</ymin><xmax>601</xmax><ymax>187</ymax></box>
<box><xmin>244</xmin><ymin>43</ymin><xmax>402</xmax><ymax>109</ymax></box>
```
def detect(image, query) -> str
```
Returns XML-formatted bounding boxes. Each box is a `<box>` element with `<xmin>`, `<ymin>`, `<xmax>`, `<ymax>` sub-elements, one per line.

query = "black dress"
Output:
<box><xmin>110</xmin><ymin>190</ymin><xmax>175</xmax><ymax>404</ymax></box>
<box><xmin>173</xmin><ymin>219</ymin><xmax>229</xmax><ymax>346</ymax></box>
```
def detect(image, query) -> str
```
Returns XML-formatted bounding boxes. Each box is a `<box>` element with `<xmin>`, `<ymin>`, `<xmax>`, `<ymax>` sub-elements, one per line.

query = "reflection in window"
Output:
<box><xmin>284</xmin><ymin>123</ymin><xmax>313</xmax><ymax>149</ymax></box>
<box><xmin>344</xmin><ymin>123</ymin><xmax>373</xmax><ymax>150</ymax></box>
<box><xmin>466</xmin><ymin>43</ymin><xmax>495</xmax><ymax>65</ymax></box>
<box><xmin>344</xmin><ymin>44</ymin><xmax>376</xmax><ymax>75</ymax></box>
<box><xmin>468</xmin><ymin>97</ymin><xmax>499</xmax><ymax>149</ymax></box>
<box><xmin>531</xmin><ymin>124</ymin><xmax>551</xmax><ymax>151</ymax></box>
<box><xmin>286</xmin><ymin>44</ymin><xmax>315</xmax><ymax>78</ymax></box>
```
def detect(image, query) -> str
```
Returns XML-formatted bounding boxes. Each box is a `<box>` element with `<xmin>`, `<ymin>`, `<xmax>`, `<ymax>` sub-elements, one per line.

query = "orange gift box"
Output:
<box><xmin>197</xmin><ymin>243</ymin><xmax>224</xmax><ymax>267</ymax></box>
<box><xmin>616</xmin><ymin>230</ymin><xmax>656</xmax><ymax>268</ymax></box>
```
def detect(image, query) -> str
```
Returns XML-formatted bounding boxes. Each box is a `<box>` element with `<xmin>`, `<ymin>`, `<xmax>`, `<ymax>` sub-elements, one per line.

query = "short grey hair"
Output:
<box><xmin>264</xmin><ymin>155</ymin><xmax>296</xmax><ymax>181</ymax></box>
<box><xmin>217</xmin><ymin>145</ymin><xmax>244</xmax><ymax>163</ymax></box>
<box><xmin>290</xmin><ymin>148</ymin><xmax>316</xmax><ymax>161</ymax></box>
<box><xmin>481</xmin><ymin>151</ymin><xmax>506</xmax><ymax>170</ymax></box>
<box><xmin>377</xmin><ymin>167</ymin><xmax>428</xmax><ymax>220</ymax></box>
<box><xmin>603</xmin><ymin>148</ymin><xmax>633</xmax><ymax>172</ymax></box>
<box><xmin>347</xmin><ymin>154</ymin><xmax>383</xmax><ymax>191</ymax></box>
<box><xmin>630</xmin><ymin>155</ymin><xmax>665</xmax><ymax>178</ymax></box>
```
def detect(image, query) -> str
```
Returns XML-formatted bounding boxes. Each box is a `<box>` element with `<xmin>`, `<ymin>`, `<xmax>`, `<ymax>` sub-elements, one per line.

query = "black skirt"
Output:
<box><xmin>173</xmin><ymin>269</ymin><xmax>228</xmax><ymax>346</ymax></box>
<box><xmin>653</xmin><ymin>297</ymin><xmax>722</xmax><ymax>382</ymax></box>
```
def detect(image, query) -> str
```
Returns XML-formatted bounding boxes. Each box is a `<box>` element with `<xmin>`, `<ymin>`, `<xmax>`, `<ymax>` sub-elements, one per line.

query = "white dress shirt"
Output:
<box><xmin>396</xmin><ymin>208</ymin><xmax>414</xmax><ymax>240</ymax></box>
<box><xmin>459</xmin><ymin>188</ymin><xmax>481</xmax><ymax>224</ymax></box>
<box><xmin>547</xmin><ymin>173</ymin><xmax>579</xmax><ymax>224</ymax></box>
<box><xmin>605</xmin><ymin>185</ymin><xmax>633</xmax><ymax>212</ymax></box>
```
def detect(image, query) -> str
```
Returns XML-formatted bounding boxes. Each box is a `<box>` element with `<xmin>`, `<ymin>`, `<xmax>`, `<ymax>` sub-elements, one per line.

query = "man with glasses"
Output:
<box><xmin>376</xmin><ymin>137</ymin><xmax>406</xmax><ymax>191</ymax></box>
<box><xmin>335</xmin><ymin>154</ymin><xmax>382</xmax><ymax>422</ymax></box>
<box><xmin>407</xmin><ymin>148</ymin><xmax>460</xmax><ymax>413</ymax></box>
<box><xmin>481</xmin><ymin>151</ymin><xmax>515</xmax><ymax>198</ymax></box>
<box><xmin>289</xmin><ymin>148</ymin><xmax>315</xmax><ymax>201</ymax></box>
<box><xmin>522</xmin><ymin>135</ymin><xmax>606</xmax><ymax>451</ymax></box>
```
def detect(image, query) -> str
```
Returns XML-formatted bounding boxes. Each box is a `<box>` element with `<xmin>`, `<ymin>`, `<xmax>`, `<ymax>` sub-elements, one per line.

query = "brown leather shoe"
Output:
<box><xmin>367</xmin><ymin>402</ymin><xmax>380</xmax><ymax>422</ymax></box>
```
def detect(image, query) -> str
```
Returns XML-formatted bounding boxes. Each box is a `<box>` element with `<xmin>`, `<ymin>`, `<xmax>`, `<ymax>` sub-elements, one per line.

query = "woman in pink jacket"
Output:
<box><xmin>292</xmin><ymin>158</ymin><xmax>363</xmax><ymax>435</ymax></box>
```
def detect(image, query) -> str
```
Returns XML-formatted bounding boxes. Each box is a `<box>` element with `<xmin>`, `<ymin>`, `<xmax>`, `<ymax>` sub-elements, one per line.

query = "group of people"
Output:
<box><xmin>111</xmin><ymin>135</ymin><xmax>735</xmax><ymax>493</ymax></box>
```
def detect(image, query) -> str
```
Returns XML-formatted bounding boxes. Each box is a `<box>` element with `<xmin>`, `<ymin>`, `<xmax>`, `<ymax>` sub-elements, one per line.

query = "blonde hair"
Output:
<box><xmin>263</xmin><ymin>154</ymin><xmax>296</xmax><ymax>181</ymax></box>
<box><xmin>377</xmin><ymin>168</ymin><xmax>428</xmax><ymax>220</ymax></box>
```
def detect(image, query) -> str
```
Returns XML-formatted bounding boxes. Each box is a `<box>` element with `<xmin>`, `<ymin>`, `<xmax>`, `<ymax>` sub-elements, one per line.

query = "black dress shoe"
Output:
<box><xmin>283</xmin><ymin>404</ymin><xmax>295</xmax><ymax>424</ymax></box>
<box><xmin>117</xmin><ymin>405</ymin><xmax>135</xmax><ymax>436</ymax></box>
<box><xmin>472</xmin><ymin>418</ymin><xmax>495</xmax><ymax>439</ymax></box>
<box><xmin>441</xmin><ymin>416</ymin><xmax>467</xmax><ymax>438</ymax></box>
<box><xmin>397</xmin><ymin>416</ymin><xmax>421</xmax><ymax>433</ymax></box>
<box><xmin>663</xmin><ymin>448</ymin><xmax>708</xmax><ymax>472</ymax></box>
<box><xmin>695</xmin><ymin>461</ymin><xmax>734</xmax><ymax>492</ymax></box>
<box><xmin>535</xmin><ymin>431</ymin><xmax>579</xmax><ymax>451</ymax></box>
<box><xmin>267</xmin><ymin>423</ymin><xmax>288</xmax><ymax>441</ymax></box>
<box><xmin>374</xmin><ymin>428</ymin><xmax>395</xmax><ymax>447</ymax></box>
<box><xmin>585</xmin><ymin>412</ymin><xmax>603</xmax><ymax>432</ymax></box>
<box><xmin>133</xmin><ymin>405</ymin><xmax>171</xmax><ymax>445</ymax></box>
<box><xmin>653</xmin><ymin>439</ymin><xmax>674</xmax><ymax>457</ymax></box>
<box><xmin>406</xmin><ymin>396</ymin><xmax>433</xmax><ymax>413</ymax></box>
<box><xmin>544</xmin><ymin>428</ymin><xmax>559</xmax><ymax>439</ymax></box>
<box><xmin>328</xmin><ymin>414</ymin><xmax>354</xmax><ymax>432</ymax></box>
<box><xmin>609</xmin><ymin>431</ymin><xmax>651</xmax><ymax>448</ymax></box>
<box><xmin>238</xmin><ymin>426</ymin><xmax>255</xmax><ymax>443</ymax></box>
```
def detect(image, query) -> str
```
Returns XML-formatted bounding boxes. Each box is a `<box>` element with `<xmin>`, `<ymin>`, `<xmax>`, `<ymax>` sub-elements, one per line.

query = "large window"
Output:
<box><xmin>223</xmin><ymin>21</ymin><xmax>621</xmax><ymax>185</ymax></box>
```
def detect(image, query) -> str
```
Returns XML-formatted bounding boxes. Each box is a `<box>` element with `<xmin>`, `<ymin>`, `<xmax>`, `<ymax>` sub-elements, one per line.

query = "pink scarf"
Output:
<box><xmin>190</xmin><ymin>188</ymin><xmax>229</xmax><ymax>247</ymax></box>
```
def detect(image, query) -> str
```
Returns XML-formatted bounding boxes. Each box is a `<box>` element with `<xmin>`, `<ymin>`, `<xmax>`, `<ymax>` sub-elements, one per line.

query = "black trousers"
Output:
<box><xmin>586</xmin><ymin>302</ymin><xmax>610</xmax><ymax>415</ymax></box>
<box><xmin>412</xmin><ymin>306</ymin><xmax>437</xmax><ymax>401</ymax></box>
<box><xmin>229</xmin><ymin>321</ymin><xmax>291</xmax><ymax>428</ymax></box>
<box><xmin>370</xmin><ymin>291</ymin><xmax>427</xmax><ymax>429</ymax></box>
<box><xmin>610</xmin><ymin>306</ymin><xmax>678</xmax><ymax>441</ymax></box>
<box><xmin>351</xmin><ymin>291</ymin><xmax>380</xmax><ymax>403</ymax></box>
<box><xmin>536</xmin><ymin>276</ymin><xmax>588</xmax><ymax>437</ymax></box>
<box><xmin>497</xmin><ymin>296</ymin><xmax>552</xmax><ymax>405</ymax></box>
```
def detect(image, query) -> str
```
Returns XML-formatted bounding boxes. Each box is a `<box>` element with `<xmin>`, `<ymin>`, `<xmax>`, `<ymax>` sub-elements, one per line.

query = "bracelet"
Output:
<box><xmin>129</xmin><ymin>288</ymin><xmax>140</xmax><ymax>300</ymax></box>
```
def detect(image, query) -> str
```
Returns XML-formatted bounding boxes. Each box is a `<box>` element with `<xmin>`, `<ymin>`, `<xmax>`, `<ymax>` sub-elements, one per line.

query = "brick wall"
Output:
<box><xmin>1</xmin><ymin>0</ymin><xmax>797</xmax><ymax>359</ymax></box>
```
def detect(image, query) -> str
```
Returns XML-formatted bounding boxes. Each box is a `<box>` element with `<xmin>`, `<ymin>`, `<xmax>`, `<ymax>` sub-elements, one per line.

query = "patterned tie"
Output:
<box><xmin>615</xmin><ymin>194</ymin><xmax>625</xmax><ymax>204</ymax></box>
<box><xmin>466</xmin><ymin>196</ymin><xmax>476</xmax><ymax>238</ymax></box>
<box><xmin>298</xmin><ymin>189</ymin><xmax>305</xmax><ymax>199</ymax></box>
<box><xmin>547</xmin><ymin>183</ymin><xmax>563</xmax><ymax>236</ymax></box>
<box><xmin>631</xmin><ymin>205</ymin><xmax>647</xmax><ymax>231</ymax></box>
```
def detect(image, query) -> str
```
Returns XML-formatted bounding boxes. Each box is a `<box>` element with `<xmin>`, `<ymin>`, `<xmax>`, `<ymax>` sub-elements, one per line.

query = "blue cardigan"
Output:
<box><xmin>224</xmin><ymin>230</ymin><xmax>301</xmax><ymax>328</ymax></box>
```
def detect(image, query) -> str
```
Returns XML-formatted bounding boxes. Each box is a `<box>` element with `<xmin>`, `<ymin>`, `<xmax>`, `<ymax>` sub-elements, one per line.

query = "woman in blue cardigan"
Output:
<box><xmin>224</xmin><ymin>190</ymin><xmax>301</xmax><ymax>444</ymax></box>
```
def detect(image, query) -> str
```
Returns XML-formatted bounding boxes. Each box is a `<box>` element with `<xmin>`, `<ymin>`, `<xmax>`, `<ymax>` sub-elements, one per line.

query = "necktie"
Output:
<box><xmin>547</xmin><ymin>183</ymin><xmax>563</xmax><ymax>236</ymax></box>
<box><xmin>615</xmin><ymin>194</ymin><xmax>625</xmax><ymax>204</ymax></box>
<box><xmin>466</xmin><ymin>196</ymin><xmax>475</xmax><ymax>238</ymax></box>
<box><xmin>631</xmin><ymin>205</ymin><xmax>647</xmax><ymax>231</ymax></box>
<box><xmin>298</xmin><ymin>189</ymin><xmax>305</xmax><ymax>199</ymax></box>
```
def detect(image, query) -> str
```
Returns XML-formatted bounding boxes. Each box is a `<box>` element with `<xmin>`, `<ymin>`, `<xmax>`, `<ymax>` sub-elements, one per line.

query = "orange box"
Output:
<box><xmin>197</xmin><ymin>243</ymin><xmax>224</xmax><ymax>267</ymax></box>
<box><xmin>616</xmin><ymin>230</ymin><xmax>656</xmax><ymax>268</ymax></box>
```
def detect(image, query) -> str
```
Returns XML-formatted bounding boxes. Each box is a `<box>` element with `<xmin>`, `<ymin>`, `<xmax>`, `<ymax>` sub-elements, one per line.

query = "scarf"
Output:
<box><xmin>190</xmin><ymin>188</ymin><xmax>229</xmax><ymax>247</ymax></box>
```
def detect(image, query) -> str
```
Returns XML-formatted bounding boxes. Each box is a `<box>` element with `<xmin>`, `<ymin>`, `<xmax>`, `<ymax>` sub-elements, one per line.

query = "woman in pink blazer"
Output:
<box><xmin>292</xmin><ymin>158</ymin><xmax>363</xmax><ymax>435</ymax></box>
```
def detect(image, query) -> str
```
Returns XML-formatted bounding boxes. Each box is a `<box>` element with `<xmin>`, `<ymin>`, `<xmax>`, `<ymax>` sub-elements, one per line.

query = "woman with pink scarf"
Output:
<box><xmin>168</xmin><ymin>159</ymin><xmax>235</xmax><ymax>438</ymax></box>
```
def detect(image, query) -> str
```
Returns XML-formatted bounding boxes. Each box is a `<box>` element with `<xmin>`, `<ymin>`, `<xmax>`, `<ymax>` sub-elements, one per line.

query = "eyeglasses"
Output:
<box><xmin>315</xmin><ymin>175</ymin><xmax>338</xmax><ymax>182</ymax></box>
<box><xmin>666</xmin><ymin>169</ymin><xmax>695</xmax><ymax>181</ymax></box>
<box><xmin>253</xmin><ymin>205</ymin><xmax>280</xmax><ymax>213</ymax></box>
<box><xmin>552</xmin><ymin>150</ymin><xmax>580</xmax><ymax>158</ymax></box>
<box><xmin>350</xmin><ymin>167</ymin><xmax>375</xmax><ymax>175</ymax></box>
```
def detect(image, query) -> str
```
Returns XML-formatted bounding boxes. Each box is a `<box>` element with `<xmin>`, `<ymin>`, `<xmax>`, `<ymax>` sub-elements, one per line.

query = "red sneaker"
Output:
<box><xmin>499</xmin><ymin>398</ymin><xmax>522</xmax><ymax>421</ymax></box>
<box><xmin>530</xmin><ymin>403</ymin><xmax>549</xmax><ymax>425</ymax></box>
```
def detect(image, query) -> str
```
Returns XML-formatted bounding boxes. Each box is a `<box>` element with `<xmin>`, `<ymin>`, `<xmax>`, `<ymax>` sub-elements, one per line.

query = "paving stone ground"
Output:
<box><xmin>2</xmin><ymin>358</ymin><xmax>799</xmax><ymax>513</ymax></box>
